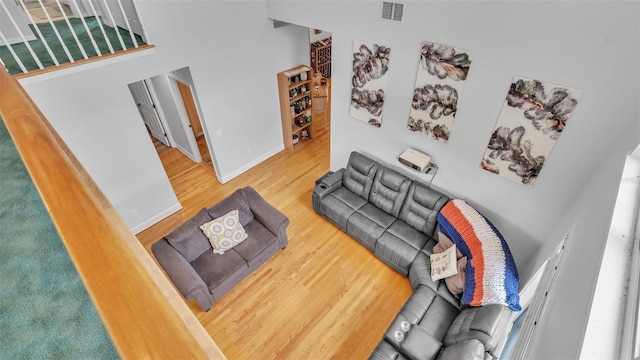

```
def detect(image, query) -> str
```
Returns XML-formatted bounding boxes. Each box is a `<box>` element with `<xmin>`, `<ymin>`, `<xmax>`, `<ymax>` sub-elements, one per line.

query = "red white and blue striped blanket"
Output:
<box><xmin>437</xmin><ymin>199</ymin><xmax>521</xmax><ymax>311</ymax></box>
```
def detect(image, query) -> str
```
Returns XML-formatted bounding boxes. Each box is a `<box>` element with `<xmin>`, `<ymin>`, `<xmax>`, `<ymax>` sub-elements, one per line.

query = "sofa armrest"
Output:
<box><xmin>312</xmin><ymin>168</ymin><xmax>345</xmax><ymax>213</ymax></box>
<box><xmin>151</xmin><ymin>239</ymin><xmax>214</xmax><ymax>311</ymax></box>
<box><xmin>242</xmin><ymin>187</ymin><xmax>290</xmax><ymax>247</ymax></box>
<box><xmin>318</xmin><ymin>168</ymin><xmax>344</xmax><ymax>188</ymax></box>
<box><xmin>438</xmin><ymin>339</ymin><xmax>485</xmax><ymax>360</ymax></box>
<box><xmin>409</xmin><ymin>251</ymin><xmax>440</xmax><ymax>291</ymax></box>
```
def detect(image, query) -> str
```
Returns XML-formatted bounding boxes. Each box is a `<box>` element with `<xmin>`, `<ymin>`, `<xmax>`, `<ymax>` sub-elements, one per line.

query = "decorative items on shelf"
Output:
<box><xmin>278</xmin><ymin>65</ymin><xmax>315</xmax><ymax>150</ymax></box>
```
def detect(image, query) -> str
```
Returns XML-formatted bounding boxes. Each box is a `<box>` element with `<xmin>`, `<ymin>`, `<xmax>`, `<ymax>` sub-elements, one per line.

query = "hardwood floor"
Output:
<box><xmin>136</xmin><ymin>130</ymin><xmax>412</xmax><ymax>359</ymax></box>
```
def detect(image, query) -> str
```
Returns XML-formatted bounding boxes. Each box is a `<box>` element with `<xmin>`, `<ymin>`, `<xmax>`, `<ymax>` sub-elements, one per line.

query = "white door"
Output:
<box><xmin>128</xmin><ymin>80</ymin><xmax>170</xmax><ymax>147</ymax></box>
<box><xmin>148</xmin><ymin>74</ymin><xmax>202</xmax><ymax>163</ymax></box>
<box><xmin>97</xmin><ymin>0</ymin><xmax>144</xmax><ymax>36</ymax></box>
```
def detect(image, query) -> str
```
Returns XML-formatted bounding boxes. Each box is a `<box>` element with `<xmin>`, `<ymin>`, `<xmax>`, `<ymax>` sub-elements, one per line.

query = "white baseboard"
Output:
<box><xmin>131</xmin><ymin>202</ymin><xmax>182</xmax><ymax>234</ymax></box>
<box><xmin>217</xmin><ymin>145</ymin><xmax>284</xmax><ymax>184</ymax></box>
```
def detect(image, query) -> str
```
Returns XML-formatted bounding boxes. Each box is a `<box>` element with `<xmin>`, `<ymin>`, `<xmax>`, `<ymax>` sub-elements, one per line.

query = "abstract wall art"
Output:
<box><xmin>350</xmin><ymin>40</ymin><xmax>391</xmax><ymax>128</ymax></box>
<box><xmin>480</xmin><ymin>76</ymin><xmax>583</xmax><ymax>186</ymax></box>
<box><xmin>407</xmin><ymin>41</ymin><xmax>473</xmax><ymax>143</ymax></box>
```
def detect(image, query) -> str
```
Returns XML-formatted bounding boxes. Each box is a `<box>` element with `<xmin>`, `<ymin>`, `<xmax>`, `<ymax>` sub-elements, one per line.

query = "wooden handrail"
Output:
<box><xmin>0</xmin><ymin>69</ymin><xmax>225</xmax><ymax>359</ymax></box>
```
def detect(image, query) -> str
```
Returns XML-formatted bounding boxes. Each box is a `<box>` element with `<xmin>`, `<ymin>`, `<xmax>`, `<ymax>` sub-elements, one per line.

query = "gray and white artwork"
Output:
<box><xmin>350</xmin><ymin>40</ymin><xmax>391</xmax><ymax>127</ymax></box>
<box><xmin>480</xmin><ymin>76</ymin><xmax>583</xmax><ymax>186</ymax></box>
<box><xmin>407</xmin><ymin>41</ymin><xmax>473</xmax><ymax>142</ymax></box>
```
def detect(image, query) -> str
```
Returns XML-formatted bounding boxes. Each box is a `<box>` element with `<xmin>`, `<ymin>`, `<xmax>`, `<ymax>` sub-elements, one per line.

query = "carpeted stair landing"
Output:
<box><xmin>0</xmin><ymin>16</ymin><xmax>145</xmax><ymax>75</ymax></box>
<box><xmin>0</xmin><ymin>117</ymin><xmax>118</xmax><ymax>359</ymax></box>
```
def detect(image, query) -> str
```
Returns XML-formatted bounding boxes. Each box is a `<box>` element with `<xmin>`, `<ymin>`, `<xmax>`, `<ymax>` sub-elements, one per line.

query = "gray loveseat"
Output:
<box><xmin>312</xmin><ymin>152</ymin><xmax>512</xmax><ymax>360</ymax></box>
<box><xmin>152</xmin><ymin>187</ymin><xmax>289</xmax><ymax>311</ymax></box>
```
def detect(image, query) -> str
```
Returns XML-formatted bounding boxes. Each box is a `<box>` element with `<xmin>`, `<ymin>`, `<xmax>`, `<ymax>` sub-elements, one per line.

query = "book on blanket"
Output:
<box><xmin>437</xmin><ymin>199</ymin><xmax>521</xmax><ymax>311</ymax></box>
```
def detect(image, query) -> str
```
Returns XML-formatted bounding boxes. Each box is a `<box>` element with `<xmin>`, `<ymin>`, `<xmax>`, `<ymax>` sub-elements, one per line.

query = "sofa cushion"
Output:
<box><xmin>347</xmin><ymin>203</ymin><xmax>397</xmax><ymax>251</ymax></box>
<box><xmin>438</xmin><ymin>339</ymin><xmax>485</xmax><ymax>360</ymax></box>
<box><xmin>207</xmin><ymin>189</ymin><xmax>254</xmax><ymax>226</ymax></box>
<box><xmin>376</xmin><ymin>219</ymin><xmax>434</xmax><ymax>275</ymax></box>
<box><xmin>343</xmin><ymin>151</ymin><xmax>378</xmax><ymax>198</ymax></box>
<box><xmin>320</xmin><ymin>187</ymin><xmax>369</xmax><ymax>229</ymax></box>
<box><xmin>416</xmin><ymin>295</ymin><xmax>459</xmax><ymax>342</ymax></box>
<box><xmin>369</xmin><ymin>166</ymin><xmax>411</xmax><ymax>217</ymax></box>
<box><xmin>401</xmin><ymin>324</ymin><xmax>443</xmax><ymax>360</ymax></box>
<box><xmin>398</xmin><ymin>182</ymin><xmax>448</xmax><ymax>237</ymax></box>
<box><xmin>199</xmin><ymin>210</ymin><xmax>248</xmax><ymax>254</ymax></box>
<box><xmin>165</xmin><ymin>208</ymin><xmax>213</xmax><ymax>262</ymax></box>
<box><xmin>375</xmin><ymin>235</ymin><xmax>422</xmax><ymax>276</ymax></box>
<box><xmin>385</xmin><ymin>285</ymin><xmax>459</xmax><ymax>349</ymax></box>
<box><xmin>191</xmin><ymin>249</ymin><xmax>248</xmax><ymax>291</ymax></box>
<box><xmin>383</xmin><ymin>220</ymin><xmax>431</xmax><ymax>252</ymax></box>
<box><xmin>233</xmin><ymin>220</ymin><xmax>278</xmax><ymax>263</ymax></box>
<box><xmin>409</xmin><ymin>252</ymin><xmax>463</xmax><ymax>309</ymax></box>
<box><xmin>443</xmin><ymin>304</ymin><xmax>512</xmax><ymax>355</ymax></box>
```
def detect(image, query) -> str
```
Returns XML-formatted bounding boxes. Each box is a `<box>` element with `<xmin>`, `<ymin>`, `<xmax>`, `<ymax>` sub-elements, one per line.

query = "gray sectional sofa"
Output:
<box><xmin>312</xmin><ymin>151</ymin><xmax>512</xmax><ymax>360</ymax></box>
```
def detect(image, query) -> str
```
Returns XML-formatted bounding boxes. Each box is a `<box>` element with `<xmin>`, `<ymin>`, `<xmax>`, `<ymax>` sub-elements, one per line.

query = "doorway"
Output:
<box><xmin>128</xmin><ymin>67</ymin><xmax>217</xmax><ymax>176</ymax></box>
<box><xmin>309</xmin><ymin>29</ymin><xmax>331</xmax><ymax>134</ymax></box>
<box><xmin>175</xmin><ymin>80</ymin><xmax>214</xmax><ymax>169</ymax></box>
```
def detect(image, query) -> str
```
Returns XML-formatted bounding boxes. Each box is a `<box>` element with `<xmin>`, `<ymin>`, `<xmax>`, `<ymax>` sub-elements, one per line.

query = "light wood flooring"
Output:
<box><xmin>136</xmin><ymin>130</ymin><xmax>412</xmax><ymax>359</ymax></box>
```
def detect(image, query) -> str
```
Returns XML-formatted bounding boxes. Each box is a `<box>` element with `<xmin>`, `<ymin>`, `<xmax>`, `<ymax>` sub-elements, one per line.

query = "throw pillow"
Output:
<box><xmin>434</xmin><ymin>231</ymin><xmax>467</xmax><ymax>295</ymax></box>
<box><xmin>199</xmin><ymin>210</ymin><xmax>248</xmax><ymax>254</ymax></box>
<box><xmin>430</xmin><ymin>244</ymin><xmax>458</xmax><ymax>281</ymax></box>
<box><xmin>444</xmin><ymin>257</ymin><xmax>467</xmax><ymax>295</ymax></box>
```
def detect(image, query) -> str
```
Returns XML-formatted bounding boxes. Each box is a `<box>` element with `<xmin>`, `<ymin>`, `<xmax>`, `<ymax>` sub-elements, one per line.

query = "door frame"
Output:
<box><xmin>166</xmin><ymin>70</ymin><xmax>219</xmax><ymax>177</ymax></box>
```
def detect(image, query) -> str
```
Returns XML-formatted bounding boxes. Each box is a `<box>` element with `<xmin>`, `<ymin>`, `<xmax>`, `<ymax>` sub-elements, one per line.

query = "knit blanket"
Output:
<box><xmin>437</xmin><ymin>199</ymin><xmax>521</xmax><ymax>311</ymax></box>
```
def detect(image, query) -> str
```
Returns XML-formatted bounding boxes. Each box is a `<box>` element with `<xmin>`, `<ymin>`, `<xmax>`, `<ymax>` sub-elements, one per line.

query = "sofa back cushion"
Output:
<box><xmin>398</xmin><ymin>182</ymin><xmax>449</xmax><ymax>237</ymax></box>
<box><xmin>206</xmin><ymin>189</ymin><xmax>254</xmax><ymax>227</ymax></box>
<box><xmin>369</xmin><ymin>167</ymin><xmax>411</xmax><ymax>217</ymax></box>
<box><xmin>443</xmin><ymin>304</ymin><xmax>512</xmax><ymax>356</ymax></box>
<box><xmin>165</xmin><ymin>208</ymin><xmax>213</xmax><ymax>262</ymax></box>
<box><xmin>343</xmin><ymin>152</ymin><xmax>379</xmax><ymax>199</ymax></box>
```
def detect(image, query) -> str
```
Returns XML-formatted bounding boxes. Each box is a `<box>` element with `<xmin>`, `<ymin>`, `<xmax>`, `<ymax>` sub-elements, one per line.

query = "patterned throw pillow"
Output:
<box><xmin>430</xmin><ymin>244</ymin><xmax>459</xmax><ymax>281</ymax></box>
<box><xmin>199</xmin><ymin>210</ymin><xmax>248</xmax><ymax>254</ymax></box>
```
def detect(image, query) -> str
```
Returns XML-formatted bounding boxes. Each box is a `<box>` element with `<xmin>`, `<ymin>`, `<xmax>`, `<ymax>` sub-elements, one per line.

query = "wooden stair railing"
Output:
<box><xmin>0</xmin><ymin>69</ymin><xmax>225</xmax><ymax>359</ymax></box>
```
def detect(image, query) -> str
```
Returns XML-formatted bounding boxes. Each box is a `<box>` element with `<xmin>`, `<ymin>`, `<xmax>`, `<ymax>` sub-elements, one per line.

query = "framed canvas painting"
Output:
<box><xmin>350</xmin><ymin>40</ymin><xmax>391</xmax><ymax>127</ymax></box>
<box><xmin>480</xmin><ymin>76</ymin><xmax>583</xmax><ymax>186</ymax></box>
<box><xmin>407</xmin><ymin>41</ymin><xmax>473</xmax><ymax>142</ymax></box>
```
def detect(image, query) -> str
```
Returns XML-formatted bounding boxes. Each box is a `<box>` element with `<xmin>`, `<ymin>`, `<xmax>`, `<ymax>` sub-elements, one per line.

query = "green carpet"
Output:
<box><xmin>0</xmin><ymin>117</ymin><xmax>118</xmax><ymax>359</ymax></box>
<box><xmin>0</xmin><ymin>16</ymin><xmax>146</xmax><ymax>75</ymax></box>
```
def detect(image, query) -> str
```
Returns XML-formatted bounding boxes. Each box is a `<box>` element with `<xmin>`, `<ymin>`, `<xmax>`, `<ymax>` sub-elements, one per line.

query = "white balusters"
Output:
<box><xmin>0</xmin><ymin>0</ymin><xmax>148</xmax><ymax>75</ymax></box>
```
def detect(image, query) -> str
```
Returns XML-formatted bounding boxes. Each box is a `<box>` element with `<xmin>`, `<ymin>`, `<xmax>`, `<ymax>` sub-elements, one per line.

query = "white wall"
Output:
<box><xmin>266</xmin><ymin>1</ymin><xmax>640</xmax><ymax>357</ymax></box>
<box><xmin>0</xmin><ymin>0</ymin><xmax>36</xmax><ymax>45</ymax></box>
<box><xmin>20</xmin><ymin>0</ymin><xmax>310</xmax><ymax>232</ymax></box>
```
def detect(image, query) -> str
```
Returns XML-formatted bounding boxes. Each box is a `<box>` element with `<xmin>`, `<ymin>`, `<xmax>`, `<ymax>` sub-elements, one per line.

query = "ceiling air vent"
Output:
<box><xmin>381</xmin><ymin>1</ymin><xmax>404</xmax><ymax>23</ymax></box>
